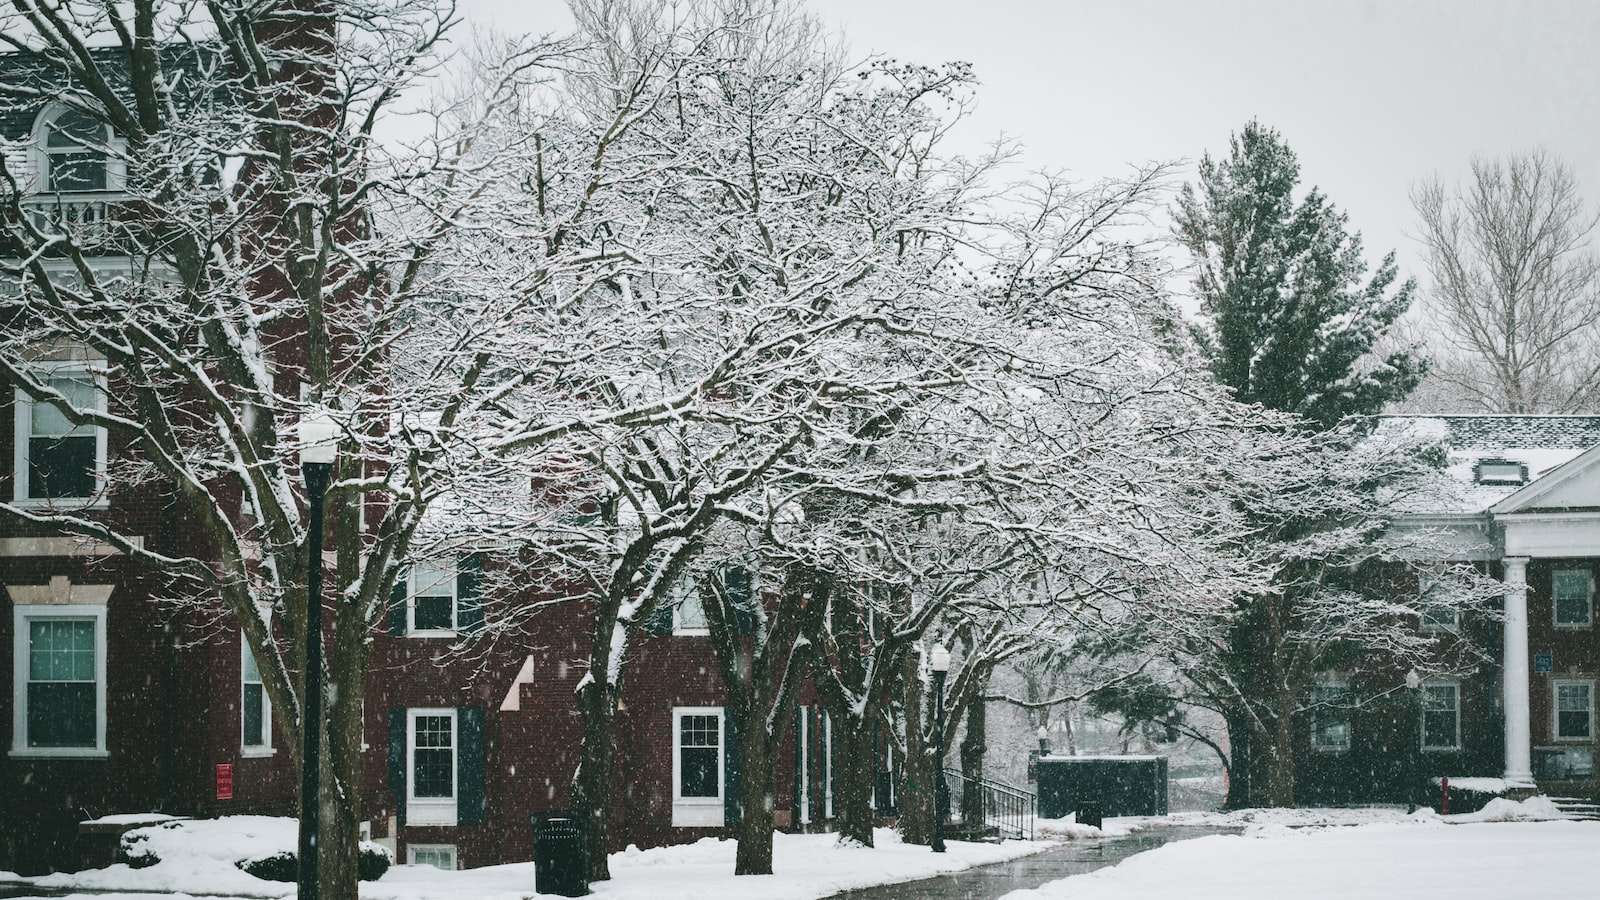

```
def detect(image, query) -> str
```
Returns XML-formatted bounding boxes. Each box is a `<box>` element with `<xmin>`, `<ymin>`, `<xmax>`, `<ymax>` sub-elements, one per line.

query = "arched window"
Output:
<box><xmin>40</xmin><ymin>108</ymin><xmax>109</xmax><ymax>192</ymax></box>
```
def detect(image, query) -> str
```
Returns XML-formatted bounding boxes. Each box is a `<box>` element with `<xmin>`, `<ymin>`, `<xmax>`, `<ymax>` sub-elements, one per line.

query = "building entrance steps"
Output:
<box><xmin>821</xmin><ymin>825</ymin><xmax>1239</xmax><ymax>900</ymax></box>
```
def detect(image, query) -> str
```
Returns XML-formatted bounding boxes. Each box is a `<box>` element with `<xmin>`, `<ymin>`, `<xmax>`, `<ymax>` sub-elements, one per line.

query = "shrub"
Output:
<box><xmin>236</xmin><ymin>845</ymin><xmax>391</xmax><ymax>882</ymax></box>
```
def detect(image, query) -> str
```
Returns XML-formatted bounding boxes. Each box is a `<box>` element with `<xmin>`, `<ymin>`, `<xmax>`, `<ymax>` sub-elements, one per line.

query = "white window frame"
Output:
<box><xmin>1553</xmin><ymin>679</ymin><xmax>1595</xmax><ymax>742</ymax></box>
<box><xmin>406</xmin><ymin>708</ymin><xmax>458</xmax><ymax>826</ymax></box>
<box><xmin>1421</xmin><ymin>680</ymin><xmax>1461</xmax><ymax>751</ymax></box>
<box><xmin>12</xmin><ymin>363</ymin><xmax>109</xmax><ymax>508</ymax></box>
<box><xmin>1552</xmin><ymin>569</ymin><xmax>1593</xmax><ymax>629</ymax></box>
<box><xmin>672</xmin><ymin>579</ymin><xmax>709</xmax><ymax>636</ymax></box>
<box><xmin>11</xmin><ymin>605</ymin><xmax>109</xmax><ymax>758</ymax></box>
<box><xmin>1417</xmin><ymin>574</ymin><xmax>1459</xmax><ymax>633</ymax></box>
<box><xmin>407</xmin><ymin>560</ymin><xmax>459</xmax><ymax>638</ymax></box>
<box><xmin>672</xmin><ymin>706</ymin><xmax>724</xmax><ymax>827</ymax></box>
<box><xmin>240</xmin><ymin>620</ymin><xmax>274</xmax><ymax>757</ymax></box>
<box><xmin>406</xmin><ymin>844</ymin><xmax>457</xmax><ymax>870</ymax></box>
<box><xmin>1310</xmin><ymin>679</ymin><xmax>1351</xmax><ymax>753</ymax></box>
<box><xmin>30</xmin><ymin>103</ymin><xmax>126</xmax><ymax>194</ymax></box>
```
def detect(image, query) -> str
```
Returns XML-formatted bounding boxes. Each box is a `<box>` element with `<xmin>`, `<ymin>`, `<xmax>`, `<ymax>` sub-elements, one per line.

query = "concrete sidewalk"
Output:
<box><xmin>821</xmin><ymin>825</ymin><xmax>1238</xmax><ymax>900</ymax></box>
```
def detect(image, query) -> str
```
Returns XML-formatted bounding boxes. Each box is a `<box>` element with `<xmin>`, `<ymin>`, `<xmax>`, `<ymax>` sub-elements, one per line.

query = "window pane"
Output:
<box><xmin>48</xmin><ymin>151</ymin><xmax>107</xmax><ymax>192</ymax></box>
<box><xmin>680</xmin><ymin>747</ymin><xmax>719</xmax><ymax>798</ymax></box>
<box><xmin>31</xmin><ymin>377</ymin><xmax>95</xmax><ymax>437</ymax></box>
<box><xmin>677</xmin><ymin>590</ymin><xmax>707</xmax><ymax>631</ymax></box>
<box><xmin>1311</xmin><ymin>685</ymin><xmax>1349</xmax><ymax>749</ymax></box>
<box><xmin>1554</xmin><ymin>572</ymin><xmax>1590</xmax><ymax>625</ymax></box>
<box><xmin>1422</xmin><ymin>685</ymin><xmax>1459</xmax><ymax>748</ymax></box>
<box><xmin>413</xmin><ymin>595</ymin><xmax>453</xmax><ymax>631</ymax></box>
<box><xmin>28</xmin><ymin>436</ymin><xmax>97</xmax><ymax>499</ymax></box>
<box><xmin>30</xmin><ymin>620</ymin><xmax>95</xmax><ymax>681</ymax></box>
<box><xmin>242</xmin><ymin>683</ymin><xmax>266</xmax><ymax>746</ymax></box>
<box><xmin>28</xmin><ymin>682</ymin><xmax>96</xmax><ymax>747</ymax></box>
<box><xmin>242</xmin><ymin>645</ymin><xmax>262</xmax><ymax>682</ymax></box>
<box><xmin>413</xmin><ymin>716</ymin><xmax>454</xmax><ymax>798</ymax></box>
<box><xmin>45</xmin><ymin>111</ymin><xmax>108</xmax><ymax>192</ymax></box>
<box><xmin>412</xmin><ymin>562</ymin><xmax>454</xmax><ymax>599</ymax></box>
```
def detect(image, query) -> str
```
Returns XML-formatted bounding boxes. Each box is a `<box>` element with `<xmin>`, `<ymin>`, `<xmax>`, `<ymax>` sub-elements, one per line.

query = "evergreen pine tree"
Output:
<box><xmin>1175</xmin><ymin>121</ymin><xmax>1425</xmax><ymax>429</ymax></box>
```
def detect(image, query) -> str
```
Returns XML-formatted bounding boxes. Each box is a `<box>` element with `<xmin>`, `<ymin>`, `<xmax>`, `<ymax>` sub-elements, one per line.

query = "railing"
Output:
<box><xmin>16</xmin><ymin>191</ymin><xmax>127</xmax><ymax>253</ymax></box>
<box><xmin>942</xmin><ymin>767</ymin><xmax>1035</xmax><ymax>841</ymax></box>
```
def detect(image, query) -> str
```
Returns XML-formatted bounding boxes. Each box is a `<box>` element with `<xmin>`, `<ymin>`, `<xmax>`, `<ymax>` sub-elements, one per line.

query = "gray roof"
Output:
<box><xmin>0</xmin><ymin>45</ymin><xmax>224</xmax><ymax>140</ymax></box>
<box><xmin>1383</xmin><ymin>414</ymin><xmax>1600</xmax><ymax>451</ymax></box>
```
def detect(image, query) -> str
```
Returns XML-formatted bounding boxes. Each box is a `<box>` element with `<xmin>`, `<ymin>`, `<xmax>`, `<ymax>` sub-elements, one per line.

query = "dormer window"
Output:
<box><xmin>1475</xmin><ymin>459</ymin><xmax>1526</xmax><ymax>485</ymax></box>
<box><xmin>42</xmin><ymin>108</ymin><xmax>110</xmax><ymax>193</ymax></box>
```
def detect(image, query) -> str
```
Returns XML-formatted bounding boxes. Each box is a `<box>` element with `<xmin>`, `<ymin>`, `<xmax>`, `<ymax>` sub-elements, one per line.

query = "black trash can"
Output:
<box><xmin>531</xmin><ymin>812</ymin><xmax>589</xmax><ymax>897</ymax></box>
<box><xmin>1077</xmin><ymin>801</ymin><xmax>1103</xmax><ymax>830</ymax></box>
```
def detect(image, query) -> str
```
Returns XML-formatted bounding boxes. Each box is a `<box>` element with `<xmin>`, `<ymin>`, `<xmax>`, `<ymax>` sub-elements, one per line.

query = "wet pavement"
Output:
<box><xmin>822</xmin><ymin>825</ymin><xmax>1239</xmax><ymax>900</ymax></box>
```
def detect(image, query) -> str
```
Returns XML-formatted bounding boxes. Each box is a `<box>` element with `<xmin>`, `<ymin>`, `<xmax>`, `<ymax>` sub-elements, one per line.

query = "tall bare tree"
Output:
<box><xmin>1410</xmin><ymin>149</ymin><xmax>1600</xmax><ymax>412</ymax></box>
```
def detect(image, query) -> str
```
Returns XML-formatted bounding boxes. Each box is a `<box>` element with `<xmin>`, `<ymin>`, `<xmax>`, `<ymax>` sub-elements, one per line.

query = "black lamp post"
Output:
<box><xmin>930</xmin><ymin>643</ymin><xmax>950</xmax><ymax>853</ymax></box>
<box><xmin>1406</xmin><ymin>669</ymin><xmax>1422</xmax><ymax>814</ymax></box>
<box><xmin>297</xmin><ymin>415</ymin><xmax>337</xmax><ymax>900</ymax></box>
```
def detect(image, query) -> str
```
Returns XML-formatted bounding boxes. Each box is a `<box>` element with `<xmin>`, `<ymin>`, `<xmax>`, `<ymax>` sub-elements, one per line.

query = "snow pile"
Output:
<box><xmin>29</xmin><ymin>817</ymin><xmax>390</xmax><ymax>899</ymax></box>
<box><xmin>1444</xmin><ymin>795</ymin><xmax>1566</xmax><ymax>823</ymax></box>
<box><xmin>1034</xmin><ymin>816</ymin><xmax>1137</xmax><ymax>840</ymax></box>
<box><xmin>998</xmin><ymin>819</ymin><xmax>1600</xmax><ymax>900</ymax></box>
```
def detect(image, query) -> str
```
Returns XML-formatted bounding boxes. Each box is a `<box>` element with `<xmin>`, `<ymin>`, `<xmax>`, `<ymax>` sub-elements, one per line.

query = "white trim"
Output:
<box><xmin>1551</xmin><ymin>569</ymin><xmax>1594</xmax><ymax>629</ymax></box>
<box><xmin>672</xmin><ymin>706</ymin><xmax>724</xmax><ymax>827</ymax></box>
<box><xmin>12</xmin><ymin>362</ymin><xmax>109</xmax><ymax>508</ymax></box>
<box><xmin>1553</xmin><ymin>679</ymin><xmax>1595</xmax><ymax>742</ymax></box>
<box><xmin>406</xmin><ymin>844</ymin><xmax>457</xmax><ymax>870</ymax></box>
<box><xmin>406</xmin><ymin>708</ymin><xmax>458</xmax><ymax>826</ymax></box>
<box><xmin>406</xmin><ymin>560</ymin><xmax>459</xmax><ymax>638</ymax></box>
<box><xmin>1421</xmin><ymin>680</ymin><xmax>1462</xmax><ymax>751</ymax></box>
<box><xmin>11</xmin><ymin>604</ymin><xmax>108</xmax><ymax>757</ymax></box>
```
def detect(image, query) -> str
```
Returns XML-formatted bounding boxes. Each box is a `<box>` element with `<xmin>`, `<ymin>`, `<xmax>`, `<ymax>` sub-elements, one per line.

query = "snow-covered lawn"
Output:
<box><xmin>1001</xmin><ymin>810</ymin><xmax>1598</xmax><ymax>900</ymax></box>
<box><xmin>4</xmin><ymin>818</ymin><xmax>1054</xmax><ymax>900</ymax></box>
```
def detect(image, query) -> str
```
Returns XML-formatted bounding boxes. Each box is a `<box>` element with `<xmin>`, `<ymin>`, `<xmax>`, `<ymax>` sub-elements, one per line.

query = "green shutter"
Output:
<box><xmin>643</xmin><ymin>602</ymin><xmax>673</xmax><ymax>635</ymax></box>
<box><xmin>457</xmin><ymin>554</ymin><xmax>484</xmax><ymax>633</ymax></box>
<box><xmin>388</xmin><ymin>708</ymin><xmax>406</xmax><ymax>826</ymax></box>
<box><xmin>723</xmin><ymin>710</ymin><xmax>742</xmax><ymax>826</ymax></box>
<box><xmin>388</xmin><ymin>573</ymin><xmax>407</xmax><ymax>636</ymax></box>
<box><xmin>458</xmin><ymin>706</ymin><xmax>485</xmax><ymax>826</ymax></box>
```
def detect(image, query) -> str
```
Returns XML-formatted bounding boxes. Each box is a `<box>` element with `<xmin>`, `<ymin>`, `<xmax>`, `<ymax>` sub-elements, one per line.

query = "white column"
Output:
<box><xmin>1502</xmin><ymin>556</ymin><xmax>1533</xmax><ymax>784</ymax></box>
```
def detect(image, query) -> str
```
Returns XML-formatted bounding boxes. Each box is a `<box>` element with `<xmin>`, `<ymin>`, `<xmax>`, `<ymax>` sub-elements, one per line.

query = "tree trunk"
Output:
<box><xmin>1222</xmin><ymin>708</ymin><xmax>1254</xmax><ymax>809</ymax></box>
<box><xmin>572</xmin><ymin>670</ymin><xmax>618</xmax><ymax>881</ymax></box>
<box><xmin>832</xmin><ymin>720</ymin><xmax>878</xmax><ymax>846</ymax></box>
<box><xmin>898</xmin><ymin>654</ymin><xmax>933</xmax><ymax>845</ymax></box>
<box><xmin>959</xmin><ymin>692</ymin><xmax>986</xmax><ymax>826</ymax></box>
<box><xmin>733</xmin><ymin>732</ymin><xmax>776</xmax><ymax>875</ymax></box>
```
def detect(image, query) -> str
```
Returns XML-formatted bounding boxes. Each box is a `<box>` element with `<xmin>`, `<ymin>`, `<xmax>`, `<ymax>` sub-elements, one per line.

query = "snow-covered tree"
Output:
<box><xmin>0</xmin><ymin>2</ymin><xmax>634</xmax><ymax>893</ymax></box>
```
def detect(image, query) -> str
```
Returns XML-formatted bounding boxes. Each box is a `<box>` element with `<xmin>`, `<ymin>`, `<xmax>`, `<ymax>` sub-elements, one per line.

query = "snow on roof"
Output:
<box><xmin>1379</xmin><ymin>415</ymin><xmax>1600</xmax><ymax>515</ymax></box>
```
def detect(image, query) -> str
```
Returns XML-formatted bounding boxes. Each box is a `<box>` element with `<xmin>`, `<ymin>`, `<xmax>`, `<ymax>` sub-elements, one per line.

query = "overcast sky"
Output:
<box><xmin>458</xmin><ymin>0</ymin><xmax>1600</xmax><ymax>293</ymax></box>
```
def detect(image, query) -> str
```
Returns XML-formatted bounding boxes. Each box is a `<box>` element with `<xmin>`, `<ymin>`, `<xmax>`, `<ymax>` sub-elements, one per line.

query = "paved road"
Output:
<box><xmin>822</xmin><ymin>825</ymin><xmax>1238</xmax><ymax>900</ymax></box>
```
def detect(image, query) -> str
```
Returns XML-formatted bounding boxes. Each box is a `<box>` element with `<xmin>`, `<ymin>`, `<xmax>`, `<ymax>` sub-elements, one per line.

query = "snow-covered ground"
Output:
<box><xmin>1002</xmin><ymin>801</ymin><xmax>1596</xmax><ymax>900</ymax></box>
<box><xmin>2</xmin><ymin>818</ymin><xmax>1054</xmax><ymax>900</ymax></box>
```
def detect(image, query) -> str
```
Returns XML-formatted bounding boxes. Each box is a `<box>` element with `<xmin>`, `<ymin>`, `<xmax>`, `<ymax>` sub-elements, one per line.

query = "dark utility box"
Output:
<box><xmin>1036</xmin><ymin>755</ymin><xmax>1168</xmax><ymax>820</ymax></box>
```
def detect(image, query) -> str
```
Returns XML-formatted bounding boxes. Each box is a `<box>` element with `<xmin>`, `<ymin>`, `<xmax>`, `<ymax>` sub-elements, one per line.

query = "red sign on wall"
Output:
<box><xmin>216</xmin><ymin>764</ymin><xmax>234</xmax><ymax>801</ymax></box>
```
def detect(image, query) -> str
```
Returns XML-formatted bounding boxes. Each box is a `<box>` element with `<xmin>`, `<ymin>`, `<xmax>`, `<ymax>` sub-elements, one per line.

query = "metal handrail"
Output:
<box><xmin>942</xmin><ymin>767</ymin><xmax>1035</xmax><ymax>841</ymax></box>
